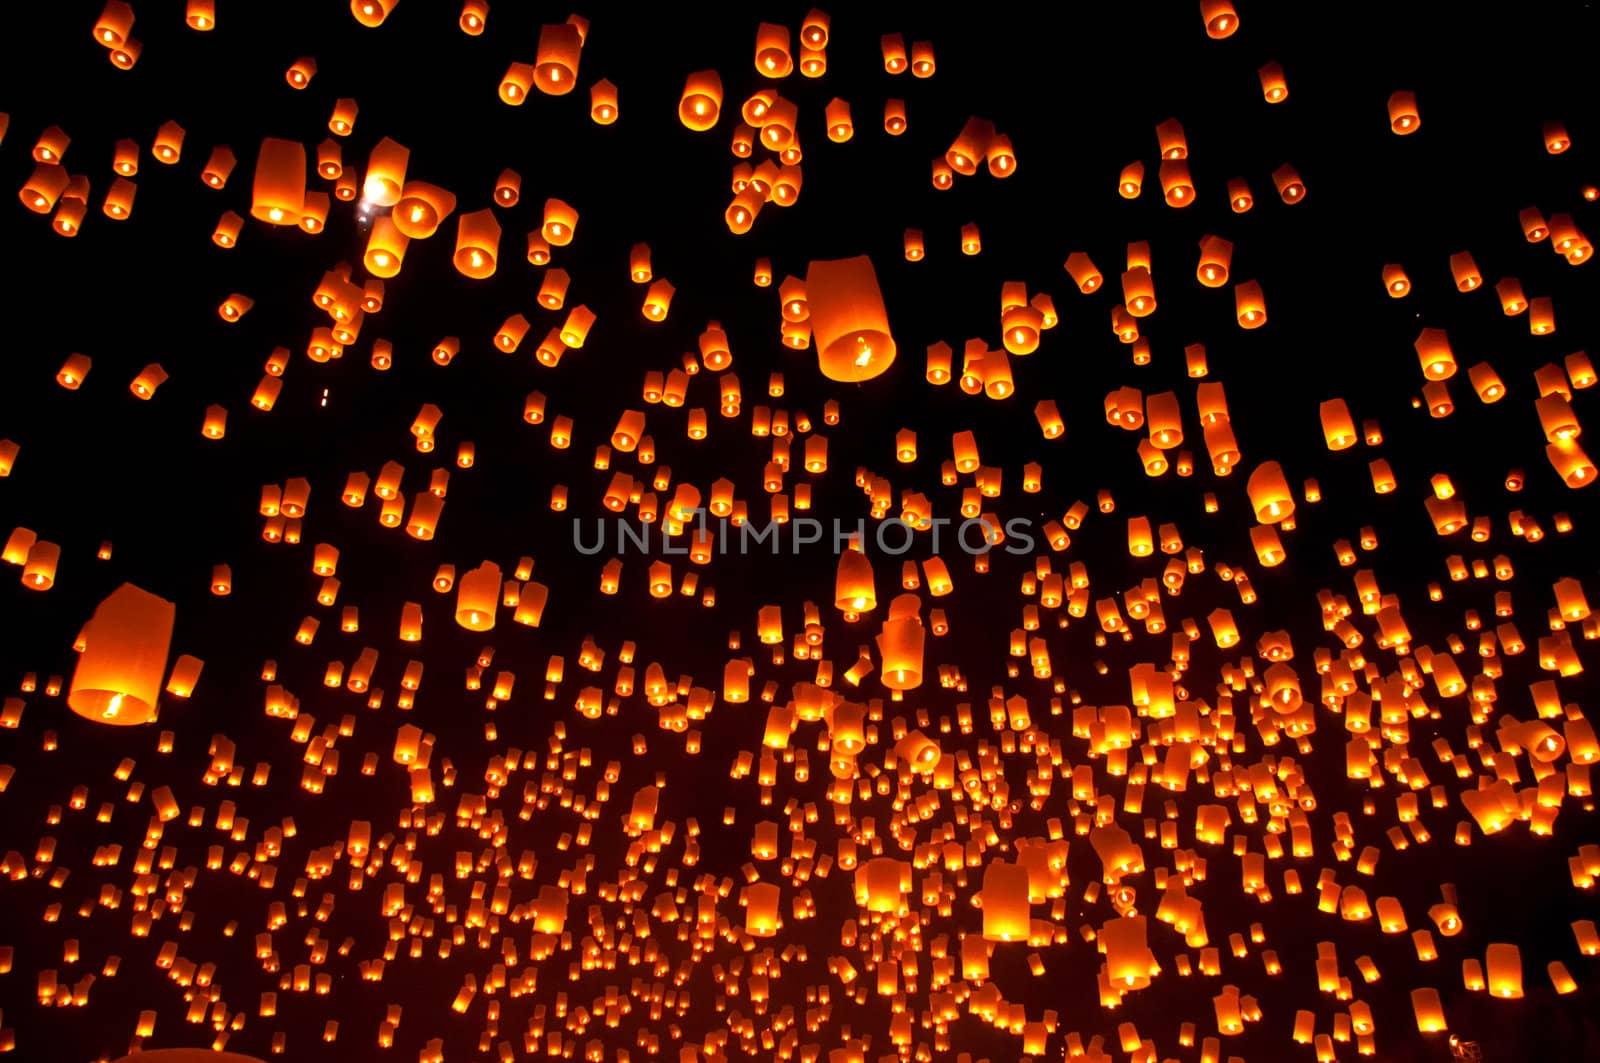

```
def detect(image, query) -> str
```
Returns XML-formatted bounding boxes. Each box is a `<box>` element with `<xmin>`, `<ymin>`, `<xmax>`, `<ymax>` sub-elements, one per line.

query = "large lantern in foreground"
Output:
<box><xmin>805</xmin><ymin>255</ymin><xmax>896</xmax><ymax>382</ymax></box>
<box><xmin>67</xmin><ymin>582</ymin><xmax>176</xmax><ymax>726</ymax></box>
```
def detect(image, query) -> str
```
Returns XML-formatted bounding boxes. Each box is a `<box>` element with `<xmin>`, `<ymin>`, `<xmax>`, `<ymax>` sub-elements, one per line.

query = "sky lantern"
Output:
<box><xmin>249</xmin><ymin>138</ymin><xmax>305</xmax><ymax>224</ymax></box>
<box><xmin>876</xmin><ymin>603</ymin><xmax>925</xmax><ymax>690</ymax></box>
<box><xmin>1272</xmin><ymin>162</ymin><xmax>1305</xmax><ymax>202</ymax></box>
<box><xmin>67</xmin><ymin>583</ymin><xmax>176</xmax><ymax>726</ymax></box>
<box><xmin>458</xmin><ymin>0</ymin><xmax>487</xmax><ymax>33</ymax></box>
<box><xmin>679</xmin><ymin>71</ymin><xmax>723</xmax><ymax>131</ymax></box>
<box><xmin>754</xmin><ymin>23</ymin><xmax>793</xmax><ymax>77</ymax></box>
<box><xmin>535</xmin><ymin>22</ymin><xmax>583</xmax><ymax>94</ymax></box>
<box><xmin>1234</xmin><ymin>280</ymin><xmax>1266</xmax><ymax>328</ymax></box>
<box><xmin>455</xmin><ymin>562</ymin><xmax>501</xmax><ymax>631</ymax></box>
<box><xmin>981</xmin><ymin>862</ymin><xmax>1032</xmax><ymax>941</ymax></box>
<box><xmin>452</xmin><ymin>209</ymin><xmax>500</xmax><ymax>278</ymax></box>
<box><xmin>1118</xmin><ymin>160</ymin><xmax>1144</xmax><ymax>199</ymax></box>
<box><xmin>1200</xmin><ymin>0</ymin><xmax>1239</xmax><ymax>37</ymax></box>
<box><xmin>1389</xmin><ymin>90</ymin><xmax>1420</xmax><ymax>133</ymax></box>
<box><xmin>805</xmin><ymin>256</ymin><xmax>896</xmax><ymax>382</ymax></box>
<box><xmin>93</xmin><ymin>2</ymin><xmax>134</xmax><ymax>47</ymax></box>
<box><xmin>362</xmin><ymin>137</ymin><xmax>409</xmax><ymax>206</ymax></box>
<box><xmin>590</xmin><ymin>79</ymin><xmax>619</xmax><ymax>124</ymax></box>
<box><xmin>350</xmin><ymin>0</ymin><xmax>397</xmax><ymax>26</ymax></box>
<box><xmin>1259</xmin><ymin>61</ymin><xmax>1288</xmax><ymax>101</ymax></box>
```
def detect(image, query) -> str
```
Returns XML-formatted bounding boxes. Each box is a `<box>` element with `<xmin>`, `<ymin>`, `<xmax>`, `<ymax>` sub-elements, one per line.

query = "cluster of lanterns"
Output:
<box><xmin>0</xmin><ymin>2</ymin><xmax>1594</xmax><ymax>1062</ymax></box>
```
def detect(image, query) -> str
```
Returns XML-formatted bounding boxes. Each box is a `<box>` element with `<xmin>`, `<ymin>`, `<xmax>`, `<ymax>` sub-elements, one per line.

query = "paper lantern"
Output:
<box><xmin>360</xmin><ymin>217</ymin><xmax>408</xmax><ymax>278</ymax></box>
<box><xmin>1100</xmin><ymin>915</ymin><xmax>1157</xmax><ymax>988</ymax></box>
<box><xmin>1228</xmin><ymin>176</ymin><xmax>1253</xmax><ymax>212</ymax></box>
<box><xmin>754</xmin><ymin>23</ymin><xmax>793</xmax><ymax>77</ymax></box>
<box><xmin>946</xmin><ymin>116</ymin><xmax>994</xmax><ymax>176</ymax></box>
<box><xmin>67</xmin><ymin>583</ymin><xmax>176</xmax><ymax>725</ymax></box>
<box><xmin>590</xmin><ymin>79</ymin><xmax>618</xmax><ymax>124</ymax></box>
<box><xmin>1529</xmin><ymin>296</ymin><xmax>1555</xmax><ymax>335</ymax></box>
<box><xmin>981</xmin><ymin>862</ymin><xmax>1031</xmax><ymax>941</ymax></box>
<box><xmin>559</xmin><ymin>306</ymin><xmax>596</xmax><ymax>347</ymax></box>
<box><xmin>876</xmin><ymin>618</ymin><xmax>924</xmax><ymax>691</ymax></box>
<box><xmin>200</xmin><ymin>145</ymin><xmax>235</xmax><ymax>189</ymax></box>
<box><xmin>679</xmin><ymin>71</ymin><xmax>723</xmax><ymax>131</ymax></box>
<box><xmin>824</xmin><ymin>97</ymin><xmax>853</xmax><ymax>142</ymax></box>
<box><xmin>350</xmin><ymin>0</ymin><xmax>397</xmax><ymax>27</ymax></box>
<box><xmin>1449</xmin><ymin>251</ymin><xmax>1481</xmax><ymax>291</ymax></box>
<box><xmin>250</xmin><ymin>138</ymin><xmax>306</xmax><ymax>224</ymax></box>
<box><xmin>1122</xmin><ymin>267</ymin><xmax>1156</xmax><ymax>317</ymax></box>
<box><xmin>1159</xmin><ymin>159</ymin><xmax>1194</xmax><ymax>205</ymax></box>
<box><xmin>285</xmin><ymin>56</ymin><xmax>316</xmax><ymax>88</ymax></box>
<box><xmin>1118</xmin><ymin>160</ymin><xmax>1144</xmax><ymax>198</ymax></box>
<box><xmin>392</xmin><ymin>182</ymin><xmax>455</xmax><ymax>239</ymax></box>
<box><xmin>94</xmin><ymin>2</ymin><xmax>135</xmax><ymax>47</ymax></box>
<box><xmin>1065</xmin><ymin>252</ymin><xmax>1103</xmax><ymax>293</ymax></box>
<box><xmin>1241</xmin><ymin>461</ymin><xmax>1292</xmax><ymax>521</ymax></box>
<box><xmin>358</xmin><ymin>137</ymin><xmax>408</xmax><ymax>207</ymax></box>
<box><xmin>1546</xmin><ymin>440</ymin><xmax>1594</xmax><ymax>487</ymax></box>
<box><xmin>1410</xmin><ymin>988</ymin><xmax>1446</xmax><ymax>1032</ymax></box>
<box><xmin>186</xmin><ymin>1</ymin><xmax>215</xmax><ymax>30</ymax></box>
<box><xmin>149</xmin><ymin>121</ymin><xmax>184</xmax><ymax>164</ymax></box>
<box><xmin>1234</xmin><ymin>280</ymin><xmax>1266</xmax><ymax>328</ymax></box>
<box><xmin>542</xmin><ymin>198</ymin><xmax>578</xmax><ymax>245</ymax></box>
<box><xmin>484</xmin><ymin>169</ymin><xmax>519</xmax><ymax>210</ymax></box>
<box><xmin>129</xmin><ymin>364</ymin><xmax>167</xmax><ymax>399</ymax></box>
<box><xmin>453</xmin><ymin>209</ymin><xmax>500</xmax><ymax>278</ymax></box>
<box><xmin>987</xmin><ymin>134</ymin><xmax>1016</xmax><ymax>177</ymax></box>
<box><xmin>21</xmin><ymin>541</ymin><xmax>60</xmax><ymax>590</ymax></box>
<box><xmin>805</xmin><ymin>255</ymin><xmax>896</xmax><ymax>382</ymax></box>
<box><xmin>1543</xmin><ymin>119</ymin><xmax>1571</xmax><ymax>154</ymax></box>
<box><xmin>880</xmin><ymin>32</ymin><xmax>908</xmax><ymax>73</ymax></box>
<box><xmin>1485</xmin><ymin>943</ymin><xmax>1523</xmax><ymax>998</ymax></box>
<box><xmin>108</xmin><ymin>36</ymin><xmax>141</xmax><ymax>68</ymax></box>
<box><xmin>499</xmin><ymin>62</ymin><xmax>534</xmax><ymax>103</ymax></box>
<box><xmin>1196</xmin><ymin>235</ymin><xmax>1232</xmax><ymax>287</ymax></box>
<box><xmin>459</xmin><ymin>0</ymin><xmax>487</xmax><ymax>34</ymax></box>
<box><xmin>1464</xmin><ymin>361</ymin><xmax>1504</xmax><ymax>403</ymax></box>
<box><xmin>1413</xmin><ymin>328</ymin><xmax>1456</xmax><ymax>380</ymax></box>
<box><xmin>1272</xmin><ymin>163</ymin><xmax>1305</xmax><ymax>203</ymax></box>
<box><xmin>455</xmin><ymin>563</ymin><xmax>501</xmax><ymax>631</ymax></box>
<box><xmin>534</xmin><ymin>22</ymin><xmax>582</xmax><ymax>94</ymax></box>
<box><xmin>1200</xmin><ymin>0</ymin><xmax>1239</xmax><ymax>37</ymax></box>
<box><xmin>1319</xmin><ymin>399</ymin><xmax>1357</xmax><ymax>450</ymax></box>
<box><xmin>1521</xmin><ymin>206</ymin><xmax>1549</xmax><ymax>241</ymax></box>
<box><xmin>218</xmin><ymin>294</ymin><xmax>253</xmax><ymax>322</ymax></box>
<box><xmin>1259</xmin><ymin>61</ymin><xmax>1288</xmax><ymax>102</ymax></box>
<box><xmin>1388</xmin><ymin>91</ymin><xmax>1420</xmax><ymax>134</ymax></box>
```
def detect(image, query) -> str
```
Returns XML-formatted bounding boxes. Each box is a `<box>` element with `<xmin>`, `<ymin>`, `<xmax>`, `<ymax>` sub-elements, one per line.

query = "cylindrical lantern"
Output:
<box><xmin>455</xmin><ymin>562</ymin><xmax>502</xmax><ymax>631</ymax></box>
<box><xmin>453</xmin><ymin>209</ymin><xmax>500</xmax><ymax>278</ymax></box>
<box><xmin>250</xmin><ymin>138</ymin><xmax>306</xmax><ymax>224</ymax></box>
<box><xmin>590</xmin><ymin>79</ymin><xmax>618</xmax><ymax>124</ymax></box>
<box><xmin>679</xmin><ymin>71</ymin><xmax>723</xmax><ymax>131</ymax></box>
<box><xmin>1388</xmin><ymin>91</ymin><xmax>1420</xmax><ymax>134</ymax></box>
<box><xmin>534</xmin><ymin>22</ymin><xmax>582</xmax><ymax>94</ymax></box>
<box><xmin>67</xmin><ymin>583</ymin><xmax>176</xmax><ymax>725</ymax></box>
<box><xmin>805</xmin><ymin>256</ymin><xmax>896</xmax><ymax>382</ymax></box>
<box><xmin>362</xmin><ymin>137</ymin><xmax>409</xmax><ymax>206</ymax></box>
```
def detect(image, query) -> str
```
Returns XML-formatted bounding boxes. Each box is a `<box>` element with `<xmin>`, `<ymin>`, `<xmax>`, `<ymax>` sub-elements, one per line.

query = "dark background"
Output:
<box><xmin>0</xmin><ymin>1</ymin><xmax>1596</xmax><ymax>1060</ymax></box>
